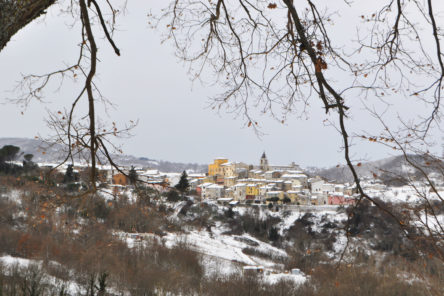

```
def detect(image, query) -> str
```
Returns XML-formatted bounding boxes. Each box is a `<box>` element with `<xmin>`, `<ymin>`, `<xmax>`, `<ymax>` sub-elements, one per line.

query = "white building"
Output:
<box><xmin>309</xmin><ymin>178</ymin><xmax>325</xmax><ymax>194</ymax></box>
<box><xmin>233</xmin><ymin>183</ymin><xmax>247</xmax><ymax>201</ymax></box>
<box><xmin>201</xmin><ymin>183</ymin><xmax>224</xmax><ymax>199</ymax></box>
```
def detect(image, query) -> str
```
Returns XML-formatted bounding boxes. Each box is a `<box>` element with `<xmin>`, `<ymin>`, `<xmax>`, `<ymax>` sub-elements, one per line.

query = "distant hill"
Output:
<box><xmin>2</xmin><ymin>137</ymin><xmax>438</xmax><ymax>178</ymax></box>
<box><xmin>0</xmin><ymin>137</ymin><xmax>207</xmax><ymax>173</ymax></box>
<box><xmin>307</xmin><ymin>154</ymin><xmax>438</xmax><ymax>183</ymax></box>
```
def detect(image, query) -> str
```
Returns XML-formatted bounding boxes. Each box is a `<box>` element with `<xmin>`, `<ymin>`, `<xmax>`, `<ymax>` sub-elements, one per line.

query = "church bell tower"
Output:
<box><xmin>260</xmin><ymin>152</ymin><xmax>269</xmax><ymax>171</ymax></box>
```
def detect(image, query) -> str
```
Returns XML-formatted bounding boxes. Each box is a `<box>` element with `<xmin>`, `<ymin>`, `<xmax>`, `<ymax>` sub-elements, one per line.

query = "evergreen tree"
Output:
<box><xmin>268</xmin><ymin>227</ymin><xmax>279</xmax><ymax>242</ymax></box>
<box><xmin>0</xmin><ymin>145</ymin><xmax>22</xmax><ymax>174</ymax></box>
<box><xmin>64</xmin><ymin>164</ymin><xmax>75</xmax><ymax>183</ymax></box>
<box><xmin>166</xmin><ymin>189</ymin><xmax>180</xmax><ymax>202</ymax></box>
<box><xmin>225</xmin><ymin>206</ymin><xmax>234</xmax><ymax>219</ymax></box>
<box><xmin>128</xmin><ymin>166</ymin><xmax>138</xmax><ymax>185</ymax></box>
<box><xmin>23</xmin><ymin>153</ymin><xmax>33</xmax><ymax>162</ymax></box>
<box><xmin>0</xmin><ymin>145</ymin><xmax>21</xmax><ymax>163</ymax></box>
<box><xmin>175</xmin><ymin>171</ymin><xmax>190</xmax><ymax>195</ymax></box>
<box><xmin>23</xmin><ymin>153</ymin><xmax>37</xmax><ymax>170</ymax></box>
<box><xmin>96</xmin><ymin>272</ymin><xmax>108</xmax><ymax>296</ymax></box>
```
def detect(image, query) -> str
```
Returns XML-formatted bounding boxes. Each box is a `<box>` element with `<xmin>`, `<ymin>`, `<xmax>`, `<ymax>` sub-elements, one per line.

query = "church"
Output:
<box><xmin>257</xmin><ymin>152</ymin><xmax>301</xmax><ymax>172</ymax></box>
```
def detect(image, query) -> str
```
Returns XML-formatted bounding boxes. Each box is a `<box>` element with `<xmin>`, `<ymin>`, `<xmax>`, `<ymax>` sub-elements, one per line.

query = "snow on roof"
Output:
<box><xmin>142</xmin><ymin>169</ymin><xmax>159</xmax><ymax>175</ymax></box>
<box><xmin>208</xmin><ymin>184</ymin><xmax>223</xmax><ymax>189</ymax></box>
<box><xmin>146</xmin><ymin>180</ymin><xmax>163</xmax><ymax>184</ymax></box>
<box><xmin>309</xmin><ymin>177</ymin><xmax>325</xmax><ymax>183</ymax></box>
<box><xmin>260</xmin><ymin>185</ymin><xmax>274</xmax><ymax>189</ymax></box>
<box><xmin>282</xmin><ymin>174</ymin><xmax>307</xmax><ymax>179</ymax></box>
<box><xmin>285</xmin><ymin>170</ymin><xmax>304</xmax><ymax>174</ymax></box>
<box><xmin>329</xmin><ymin>192</ymin><xmax>344</xmax><ymax>196</ymax></box>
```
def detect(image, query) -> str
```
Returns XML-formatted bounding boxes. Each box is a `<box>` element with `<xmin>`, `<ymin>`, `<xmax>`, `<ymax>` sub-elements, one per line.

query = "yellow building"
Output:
<box><xmin>112</xmin><ymin>173</ymin><xmax>128</xmax><ymax>186</ymax></box>
<box><xmin>246</xmin><ymin>184</ymin><xmax>260</xmax><ymax>200</ymax></box>
<box><xmin>208</xmin><ymin>158</ymin><xmax>228</xmax><ymax>176</ymax></box>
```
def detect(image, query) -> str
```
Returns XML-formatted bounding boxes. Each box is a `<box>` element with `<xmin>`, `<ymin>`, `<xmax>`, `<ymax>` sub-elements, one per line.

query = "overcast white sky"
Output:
<box><xmin>0</xmin><ymin>1</ymin><xmax>443</xmax><ymax>168</ymax></box>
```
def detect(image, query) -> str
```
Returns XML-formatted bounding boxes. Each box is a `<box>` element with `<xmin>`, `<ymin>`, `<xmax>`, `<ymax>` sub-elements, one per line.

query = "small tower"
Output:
<box><xmin>260</xmin><ymin>152</ymin><xmax>269</xmax><ymax>171</ymax></box>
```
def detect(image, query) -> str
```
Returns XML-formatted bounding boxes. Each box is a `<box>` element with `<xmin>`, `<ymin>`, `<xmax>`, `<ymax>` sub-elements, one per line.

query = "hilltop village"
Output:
<box><xmin>195</xmin><ymin>153</ymin><xmax>359</xmax><ymax>206</ymax></box>
<box><xmin>110</xmin><ymin>153</ymin><xmax>368</xmax><ymax>206</ymax></box>
<box><xmin>5</xmin><ymin>143</ymin><xmax>384</xmax><ymax>206</ymax></box>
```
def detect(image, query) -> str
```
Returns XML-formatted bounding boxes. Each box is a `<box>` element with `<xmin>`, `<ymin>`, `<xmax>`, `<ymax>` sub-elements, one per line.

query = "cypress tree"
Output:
<box><xmin>64</xmin><ymin>164</ymin><xmax>75</xmax><ymax>183</ymax></box>
<box><xmin>128</xmin><ymin>166</ymin><xmax>138</xmax><ymax>185</ymax></box>
<box><xmin>175</xmin><ymin>170</ymin><xmax>190</xmax><ymax>195</ymax></box>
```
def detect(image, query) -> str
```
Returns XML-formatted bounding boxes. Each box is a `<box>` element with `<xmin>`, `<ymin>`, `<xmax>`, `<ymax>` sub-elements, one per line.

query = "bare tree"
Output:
<box><xmin>1</xmin><ymin>0</ymin><xmax>135</xmax><ymax>191</ymax></box>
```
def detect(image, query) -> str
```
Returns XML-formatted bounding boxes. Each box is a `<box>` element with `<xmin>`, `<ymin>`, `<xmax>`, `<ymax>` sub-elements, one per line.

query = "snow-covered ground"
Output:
<box><xmin>1</xmin><ymin>189</ymin><xmax>22</xmax><ymax>204</ymax></box>
<box><xmin>116</xmin><ymin>222</ymin><xmax>308</xmax><ymax>285</ymax></box>
<box><xmin>0</xmin><ymin>255</ymin><xmax>80</xmax><ymax>295</ymax></box>
<box><xmin>0</xmin><ymin>255</ymin><xmax>35</xmax><ymax>268</ymax></box>
<box><xmin>371</xmin><ymin>185</ymin><xmax>444</xmax><ymax>204</ymax></box>
<box><xmin>164</xmin><ymin>229</ymin><xmax>286</xmax><ymax>267</ymax></box>
<box><xmin>3</xmin><ymin>180</ymin><xmax>442</xmax><ymax>292</ymax></box>
<box><xmin>264</xmin><ymin>271</ymin><xmax>306</xmax><ymax>285</ymax></box>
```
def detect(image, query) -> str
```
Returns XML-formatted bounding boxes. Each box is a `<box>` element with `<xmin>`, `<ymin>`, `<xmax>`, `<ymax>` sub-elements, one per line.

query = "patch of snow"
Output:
<box><xmin>263</xmin><ymin>271</ymin><xmax>307</xmax><ymax>285</ymax></box>
<box><xmin>0</xmin><ymin>255</ymin><xmax>80</xmax><ymax>295</ymax></box>
<box><xmin>0</xmin><ymin>255</ymin><xmax>35</xmax><ymax>268</ymax></box>
<box><xmin>201</xmin><ymin>254</ymin><xmax>241</xmax><ymax>277</ymax></box>
<box><xmin>2</xmin><ymin>189</ymin><xmax>22</xmax><ymax>204</ymax></box>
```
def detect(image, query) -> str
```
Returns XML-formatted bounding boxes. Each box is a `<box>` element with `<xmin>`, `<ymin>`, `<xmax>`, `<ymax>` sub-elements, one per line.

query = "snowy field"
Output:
<box><xmin>0</xmin><ymin>255</ymin><xmax>80</xmax><ymax>295</ymax></box>
<box><xmin>117</xmin><ymin>224</ymin><xmax>308</xmax><ymax>285</ymax></box>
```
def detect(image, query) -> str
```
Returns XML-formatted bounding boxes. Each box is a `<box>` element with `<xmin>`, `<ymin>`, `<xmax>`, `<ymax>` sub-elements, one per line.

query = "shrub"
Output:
<box><xmin>268</xmin><ymin>226</ymin><xmax>280</xmax><ymax>241</ymax></box>
<box><xmin>307</xmin><ymin>263</ymin><xmax>428</xmax><ymax>296</ymax></box>
<box><xmin>166</xmin><ymin>189</ymin><xmax>180</xmax><ymax>202</ymax></box>
<box><xmin>224</xmin><ymin>206</ymin><xmax>234</xmax><ymax>219</ymax></box>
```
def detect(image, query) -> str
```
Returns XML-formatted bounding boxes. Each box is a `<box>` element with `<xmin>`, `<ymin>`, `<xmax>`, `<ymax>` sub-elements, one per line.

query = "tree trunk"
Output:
<box><xmin>0</xmin><ymin>0</ymin><xmax>56</xmax><ymax>51</ymax></box>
